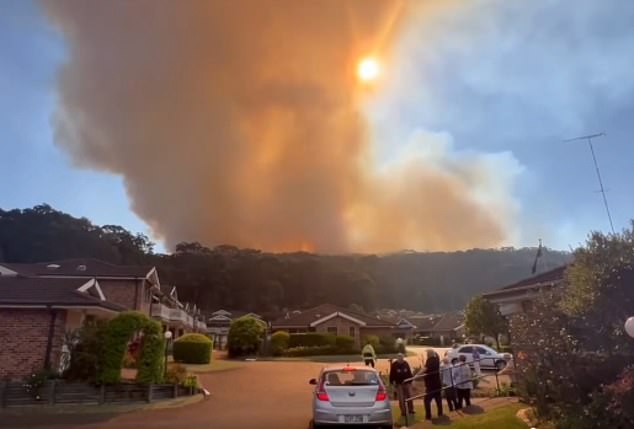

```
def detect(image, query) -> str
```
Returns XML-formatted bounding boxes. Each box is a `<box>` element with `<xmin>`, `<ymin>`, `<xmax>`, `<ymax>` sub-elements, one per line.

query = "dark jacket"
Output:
<box><xmin>389</xmin><ymin>360</ymin><xmax>413</xmax><ymax>385</ymax></box>
<box><xmin>423</xmin><ymin>355</ymin><xmax>442</xmax><ymax>392</ymax></box>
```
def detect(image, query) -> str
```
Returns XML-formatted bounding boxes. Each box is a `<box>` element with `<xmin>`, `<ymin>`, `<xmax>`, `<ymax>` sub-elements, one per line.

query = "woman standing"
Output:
<box><xmin>455</xmin><ymin>355</ymin><xmax>473</xmax><ymax>408</ymax></box>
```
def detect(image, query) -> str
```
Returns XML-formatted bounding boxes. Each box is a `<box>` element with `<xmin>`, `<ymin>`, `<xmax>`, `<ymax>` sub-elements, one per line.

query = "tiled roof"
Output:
<box><xmin>272</xmin><ymin>303</ymin><xmax>397</xmax><ymax>328</ymax></box>
<box><xmin>0</xmin><ymin>258</ymin><xmax>154</xmax><ymax>279</ymax></box>
<box><xmin>499</xmin><ymin>265</ymin><xmax>568</xmax><ymax>291</ymax></box>
<box><xmin>429</xmin><ymin>313</ymin><xmax>464</xmax><ymax>332</ymax></box>
<box><xmin>409</xmin><ymin>316</ymin><xmax>442</xmax><ymax>331</ymax></box>
<box><xmin>0</xmin><ymin>276</ymin><xmax>125</xmax><ymax>312</ymax></box>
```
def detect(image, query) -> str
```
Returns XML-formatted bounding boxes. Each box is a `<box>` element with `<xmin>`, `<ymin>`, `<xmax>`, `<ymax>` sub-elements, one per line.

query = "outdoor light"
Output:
<box><xmin>164</xmin><ymin>330</ymin><xmax>173</xmax><ymax>379</ymax></box>
<box><xmin>625</xmin><ymin>316</ymin><xmax>634</xmax><ymax>339</ymax></box>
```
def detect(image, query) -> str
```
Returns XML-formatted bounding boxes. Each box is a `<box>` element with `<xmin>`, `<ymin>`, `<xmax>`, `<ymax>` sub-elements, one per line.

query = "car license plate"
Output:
<box><xmin>343</xmin><ymin>415</ymin><xmax>364</xmax><ymax>423</ymax></box>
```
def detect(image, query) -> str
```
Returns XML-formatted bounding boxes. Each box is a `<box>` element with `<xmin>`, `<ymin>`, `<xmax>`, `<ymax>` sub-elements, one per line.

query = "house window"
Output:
<box><xmin>308</xmin><ymin>327</ymin><xmax>316</xmax><ymax>332</ymax></box>
<box><xmin>327</xmin><ymin>327</ymin><xmax>338</xmax><ymax>335</ymax></box>
<box><xmin>349</xmin><ymin>327</ymin><xmax>355</xmax><ymax>337</ymax></box>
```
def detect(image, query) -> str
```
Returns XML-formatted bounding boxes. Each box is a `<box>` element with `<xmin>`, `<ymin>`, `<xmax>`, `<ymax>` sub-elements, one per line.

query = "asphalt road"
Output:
<box><xmin>1</xmin><ymin>361</ymin><xmax>334</xmax><ymax>429</ymax></box>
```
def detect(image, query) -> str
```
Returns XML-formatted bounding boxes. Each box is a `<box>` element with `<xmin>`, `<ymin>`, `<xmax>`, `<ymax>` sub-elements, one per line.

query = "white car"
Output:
<box><xmin>445</xmin><ymin>344</ymin><xmax>512</xmax><ymax>371</ymax></box>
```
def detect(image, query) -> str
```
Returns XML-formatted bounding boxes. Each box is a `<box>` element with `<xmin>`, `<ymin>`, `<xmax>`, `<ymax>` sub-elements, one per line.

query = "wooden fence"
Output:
<box><xmin>0</xmin><ymin>380</ymin><xmax>197</xmax><ymax>408</ymax></box>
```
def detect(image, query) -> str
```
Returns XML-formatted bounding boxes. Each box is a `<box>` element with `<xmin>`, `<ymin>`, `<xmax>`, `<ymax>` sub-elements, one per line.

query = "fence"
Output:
<box><xmin>397</xmin><ymin>357</ymin><xmax>509</xmax><ymax>426</ymax></box>
<box><xmin>0</xmin><ymin>380</ymin><xmax>198</xmax><ymax>408</ymax></box>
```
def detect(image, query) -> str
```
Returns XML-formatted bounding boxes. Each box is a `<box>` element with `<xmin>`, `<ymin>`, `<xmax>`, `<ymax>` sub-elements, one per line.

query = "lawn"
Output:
<box><xmin>392</xmin><ymin>402</ymin><xmax>527</xmax><ymax>428</ymax></box>
<box><xmin>168</xmin><ymin>358</ymin><xmax>244</xmax><ymax>373</ymax></box>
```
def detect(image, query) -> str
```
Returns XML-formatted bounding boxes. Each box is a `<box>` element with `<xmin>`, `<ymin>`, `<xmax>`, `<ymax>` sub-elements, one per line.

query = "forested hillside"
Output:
<box><xmin>0</xmin><ymin>205</ymin><xmax>571</xmax><ymax>313</ymax></box>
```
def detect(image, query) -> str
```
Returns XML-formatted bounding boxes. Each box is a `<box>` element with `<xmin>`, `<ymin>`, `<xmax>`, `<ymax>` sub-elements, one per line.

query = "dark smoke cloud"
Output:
<box><xmin>44</xmin><ymin>0</ymin><xmax>517</xmax><ymax>253</ymax></box>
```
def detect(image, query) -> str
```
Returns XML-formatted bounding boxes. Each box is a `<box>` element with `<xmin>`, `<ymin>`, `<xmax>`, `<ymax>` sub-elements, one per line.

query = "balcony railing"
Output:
<box><xmin>150</xmin><ymin>303</ymin><xmax>171</xmax><ymax>321</ymax></box>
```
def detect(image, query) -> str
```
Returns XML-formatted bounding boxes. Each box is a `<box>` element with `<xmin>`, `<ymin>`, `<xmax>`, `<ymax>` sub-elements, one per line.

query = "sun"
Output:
<box><xmin>357</xmin><ymin>57</ymin><xmax>380</xmax><ymax>82</ymax></box>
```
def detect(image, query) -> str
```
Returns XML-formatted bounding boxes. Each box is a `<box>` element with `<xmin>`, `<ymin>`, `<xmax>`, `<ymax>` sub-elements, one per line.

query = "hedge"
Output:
<box><xmin>288</xmin><ymin>333</ymin><xmax>336</xmax><ymax>348</ymax></box>
<box><xmin>228</xmin><ymin>316</ymin><xmax>266</xmax><ymax>357</ymax></box>
<box><xmin>173</xmin><ymin>333</ymin><xmax>213</xmax><ymax>364</ymax></box>
<box><xmin>335</xmin><ymin>335</ymin><xmax>355</xmax><ymax>352</ymax></box>
<box><xmin>99</xmin><ymin>311</ymin><xmax>165</xmax><ymax>384</ymax></box>
<box><xmin>270</xmin><ymin>331</ymin><xmax>290</xmax><ymax>356</ymax></box>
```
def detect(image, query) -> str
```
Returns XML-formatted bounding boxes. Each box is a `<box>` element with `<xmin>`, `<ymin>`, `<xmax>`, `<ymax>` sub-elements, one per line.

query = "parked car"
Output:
<box><xmin>445</xmin><ymin>344</ymin><xmax>512</xmax><ymax>371</ymax></box>
<box><xmin>309</xmin><ymin>365</ymin><xmax>392</xmax><ymax>428</ymax></box>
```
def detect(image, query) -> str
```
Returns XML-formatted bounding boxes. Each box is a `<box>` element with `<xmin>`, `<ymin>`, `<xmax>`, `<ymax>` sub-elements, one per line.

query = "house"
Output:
<box><xmin>409</xmin><ymin>315</ymin><xmax>442</xmax><ymax>337</ymax></box>
<box><xmin>482</xmin><ymin>265</ymin><xmax>568</xmax><ymax>317</ymax></box>
<box><xmin>271</xmin><ymin>304</ymin><xmax>410</xmax><ymax>347</ymax></box>
<box><xmin>0</xmin><ymin>258</ymin><xmax>204</xmax><ymax>379</ymax></box>
<box><xmin>427</xmin><ymin>312</ymin><xmax>465</xmax><ymax>346</ymax></box>
<box><xmin>206</xmin><ymin>309</ymin><xmax>265</xmax><ymax>350</ymax></box>
<box><xmin>0</xmin><ymin>276</ymin><xmax>124</xmax><ymax>379</ymax></box>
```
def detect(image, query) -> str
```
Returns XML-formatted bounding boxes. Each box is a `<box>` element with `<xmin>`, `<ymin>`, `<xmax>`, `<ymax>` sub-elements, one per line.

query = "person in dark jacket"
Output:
<box><xmin>422</xmin><ymin>349</ymin><xmax>444</xmax><ymax>420</ymax></box>
<box><xmin>389</xmin><ymin>353</ymin><xmax>414</xmax><ymax>417</ymax></box>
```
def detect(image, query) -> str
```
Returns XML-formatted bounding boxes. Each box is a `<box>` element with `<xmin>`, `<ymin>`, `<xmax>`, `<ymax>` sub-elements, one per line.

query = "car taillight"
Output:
<box><xmin>316</xmin><ymin>381</ymin><xmax>329</xmax><ymax>401</ymax></box>
<box><xmin>375</xmin><ymin>385</ymin><xmax>388</xmax><ymax>401</ymax></box>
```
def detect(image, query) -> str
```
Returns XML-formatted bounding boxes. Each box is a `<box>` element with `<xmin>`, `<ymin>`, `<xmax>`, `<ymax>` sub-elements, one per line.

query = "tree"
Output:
<box><xmin>227</xmin><ymin>316</ymin><xmax>266</xmax><ymax>358</ymax></box>
<box><xmin>464</xmin><ymin>295</ymin><xmax>508</xmax><ymax>349</ymax></box>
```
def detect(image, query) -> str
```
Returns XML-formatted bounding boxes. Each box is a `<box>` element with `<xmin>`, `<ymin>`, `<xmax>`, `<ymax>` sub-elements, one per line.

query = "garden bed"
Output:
<box><xmin>0</xmin><ymin>380</ymin><xmax>199</xmax><ymax>408</ymax></box>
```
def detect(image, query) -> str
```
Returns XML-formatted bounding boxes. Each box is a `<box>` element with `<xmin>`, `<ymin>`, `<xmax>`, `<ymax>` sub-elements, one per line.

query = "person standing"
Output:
<box><xmin>471</xmin><ymin>347</ymin><xmax>481</xmax><ymax>378</ymax></box>
<box><xmin>361</xmin><ymin>341</ymin><xmax>377</xmax><ymax>368</ymax></box>
<box><xmin>389</xmin><ymin>353</ymin><xmax>414</xmax><ymax>417</ymax></box>
<box><xmin>440</xmin><ymin>357</ymin><xmax>459</xmax><ymax>412</ymax></box>
<box><xmin>455</xmin><ymin>355</ymin><xmax>473</xmax><ymax>408</ymax></box>
<box><xmin>422</xmin><ymin>349</ymin><xmax>443</xmax><ymax>420</ymax></box>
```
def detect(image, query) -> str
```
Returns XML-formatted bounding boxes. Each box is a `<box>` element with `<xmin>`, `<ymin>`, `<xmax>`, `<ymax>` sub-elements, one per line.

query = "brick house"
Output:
<box><xmin>271</xmin><ymin>304</ymin><xmax>411</xmax><ymax>347</ymax></box>
<box><xmin>0</xmin><ymin>258</ymin><xmax>204</xmax><ymax>379</ymax></box>
<box><xmin>0</xmin><ymin>276</ymin><xmax>124</xmax><ymax>380</ymax></box>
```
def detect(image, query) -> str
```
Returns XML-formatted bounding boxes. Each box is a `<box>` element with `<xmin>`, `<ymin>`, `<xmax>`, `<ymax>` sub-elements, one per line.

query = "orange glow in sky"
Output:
<box><xmin>357</xmin><ymin>57</ymin><xmax>380</xmax><ymax>82</ymax></box>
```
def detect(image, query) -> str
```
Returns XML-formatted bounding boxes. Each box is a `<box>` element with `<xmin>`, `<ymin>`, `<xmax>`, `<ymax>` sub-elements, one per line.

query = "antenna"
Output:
<box><xmin>563</xmin><ymin>132</ymin><xmax>615</xmax><ymax>234</ymax></box>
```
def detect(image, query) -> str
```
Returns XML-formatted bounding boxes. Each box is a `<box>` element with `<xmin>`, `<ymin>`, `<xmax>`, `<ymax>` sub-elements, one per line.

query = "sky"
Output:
<box><xmin>1</xmin><ymin>0</ymin><xmax>633</xmax><ymax>253</ymax></box>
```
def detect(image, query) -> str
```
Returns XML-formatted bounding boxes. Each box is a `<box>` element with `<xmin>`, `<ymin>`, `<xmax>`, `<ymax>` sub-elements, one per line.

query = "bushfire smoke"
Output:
<box><xmin>43</xmin><ymin>0</ymin><xmax>521</xmax><ymax>253</ymax></box>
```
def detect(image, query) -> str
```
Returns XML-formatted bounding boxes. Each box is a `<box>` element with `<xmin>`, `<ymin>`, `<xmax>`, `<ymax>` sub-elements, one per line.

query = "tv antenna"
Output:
<box><xmin>563</xmin><ymin>132</ymin><xmax>615</xmax><ymax>234</ymax></box>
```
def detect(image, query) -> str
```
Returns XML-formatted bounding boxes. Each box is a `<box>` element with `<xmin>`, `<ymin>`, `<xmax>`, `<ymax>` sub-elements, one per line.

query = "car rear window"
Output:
<box><xmin>322</xmin><ymin>369</ymin><xmax>380</xmax><ymax>386</ymax></box>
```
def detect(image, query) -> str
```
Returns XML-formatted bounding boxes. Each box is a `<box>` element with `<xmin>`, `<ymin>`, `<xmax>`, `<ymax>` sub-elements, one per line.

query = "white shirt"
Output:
<box><xmin>454</xmin><ymin>364</ymin><xmax>473</xmax><ymax>390</ymax></box>
<box><xmin>440</xmin><ymin>364</ymin><xmax>454</xmax><ymax>387</ymax></box>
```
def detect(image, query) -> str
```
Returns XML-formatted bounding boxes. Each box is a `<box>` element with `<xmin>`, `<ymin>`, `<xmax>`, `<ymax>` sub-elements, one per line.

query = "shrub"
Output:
<box><xmin>99</xmin><ymin>311</ymin><xmax>165</xmax><ymax>384</ymax></box>
<box><xmin>376</xmin><ymin>336</ymin><xmax>398</xmax><ymax>354</ymax></box>
<box><xmin>173</xmin><ymin>333</ymin><xmax>213</xmax><ymax>364</ymax></box>
<box><xmin>363</xmin><ymin>335</ymin><xmax>380</xmax><ymax>348</ymax></box>
<box><xmin>228</xmin><ymin>316</ymin><xmax>266</xmax><ymax>357</ymax></box>
<box><xmin>270</xmin><ymin>331</ymin><xmax>290</xmax><ymax>356</ymax></box>
<box><xmin>64</xmin><ymin>320</ymin><xmax>108</xmax><ymax>382</ymax></box>
<box><xmin>122</xmin><ymin>351</ymin><xmax>137</xmax><ymax>369</ymax></box>
<box><xmin>165</xmin><ymin>363</ymin><xmax>188</xmax><ymax>385</ymax></box>
<box><xmin>335</xmin><ymin>335</ymin><xmax>355</xmax><ymax>352</ymax></box>
<box><xmin>282</xmin><ymin>345</ymin><xmax>334</xmax><ymax>357</ymax></box>
<box><xmin>288</xmin><ymin>333</ymin><xmax>336</xmax><ymax>348</ymax></box>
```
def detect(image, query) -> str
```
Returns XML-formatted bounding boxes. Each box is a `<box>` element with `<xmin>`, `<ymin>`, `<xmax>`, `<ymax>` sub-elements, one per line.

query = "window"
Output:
<box><xmin>308</xmin><ymin>327</ymin><xmax>316</xmax><ymax>332</ymax></box>
<box><xmin>459</xmin><ymin>346</ymin><xmax>473</xmax><ymax>353</ymax></box>
<box><xmin>349</xmin><ymin>327</ymin><xmax>355</xmax><ymax>337</ymax></box>
<box><xmin>477</xmin><ymin>347</ymin><xmax>489</xmax><ymax>355</ymax></box>
<box><xmin>327</xmin><ymin>327</ymin><xmax>338</xmax><ymax>335</ymax></box>
<box><xmin>322</xmin><ymin>369</ymin><xmax>379</xmax><ymax>386</ymax></box>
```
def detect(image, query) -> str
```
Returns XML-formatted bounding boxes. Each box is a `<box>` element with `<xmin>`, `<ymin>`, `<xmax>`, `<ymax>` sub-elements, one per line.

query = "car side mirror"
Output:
<box><xmin>309</xmin><ymin>378</ymin><xmax>317</xmax><ymax>385</ymax></box>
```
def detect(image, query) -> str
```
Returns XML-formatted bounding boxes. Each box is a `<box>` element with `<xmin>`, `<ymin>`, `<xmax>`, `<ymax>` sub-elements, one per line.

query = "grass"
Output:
<box><xmin>168</xmin><ymin>358</ymin><xmax>244</xmax><ymax>373</ymax></box>
<box><xmin>392</xmin><ymin>402</ymin><xmax>526</xmax><ymax>428</ymax></box>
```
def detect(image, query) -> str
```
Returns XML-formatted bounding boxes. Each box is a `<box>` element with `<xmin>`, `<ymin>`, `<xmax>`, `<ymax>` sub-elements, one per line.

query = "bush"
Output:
<box><xmin>335</xmin><ymin>335</ymin><xmax>355</xmax><ymax>352</ymax></box>
<box><xmin>282</xmin><ymin>345</ymin><xmax>334</xmax><ymax>357</ymax></box>
<box><xmin>228</xmin><ymin>316</ymin><xmax>266</xmax><ymax>357</ymax></box>
<box><xmin>173</xmin><ymin>333</ymin><xmax>213</xmax><ymax>364</ymax></box>
<box><xmin>165</xmin><ymin>363</ymin><xmax>188</xmax><ymax>385</ymax></box>
<box><xmin>363</xmin><ymin>335</ymin><xmax>380</xmax><ymax>348</ymax></box>
<box><xmin>288</xmin><ymin>333</ymin><xmax>336</xmax><ymax>348</ymax></box>
<box><xmin>270</xmin><ymin>331</ymin><xmax>290</xmax><ymax>356</ymax></box>
<box><xmin>375</xmin><ymin>336</ymin><xmax>398</xmax><ymax>354</ymax></box>
<box><xmin>122</xmin><ymin>352</ymin><xmax>137</xmax><ymax>369</ymax></box>
<box><xmin>99</xmin><ymin>311</ymin><xmax>165</xmax><ymax>384</ymax></box>
<box><xmin>65</xmin><ymin>320</ymin><xmax>108</xmax><ymax>382</ymax></box>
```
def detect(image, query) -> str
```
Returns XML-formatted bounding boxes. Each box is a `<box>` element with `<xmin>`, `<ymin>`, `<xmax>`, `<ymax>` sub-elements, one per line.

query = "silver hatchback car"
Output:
<box><xmin>309</xmin><ymin>365</ymin><xmax>393</xmax><ymax>428</ymax></box>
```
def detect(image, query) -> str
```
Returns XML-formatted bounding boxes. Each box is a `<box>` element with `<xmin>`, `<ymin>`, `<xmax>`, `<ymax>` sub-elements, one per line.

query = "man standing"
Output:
<box><xmin>389</xmin><ymin>353</ymin><xmax>414</xmax><ymax>417</ymax></box>
<box><xmin>455</xmin><ymin>355</ymin><xmax>473</xmax><ymax>408</ymax></box>
<box><xmin>440</xmin><ymin>357</ymin><xmax>459</xmax><ymax>412</ymax></box>
<box><xmin>422</xmin><ymin>349</ymin><xmax>443</xmax><ymax>420</ymax></box>
<box><xmin>361</xmin><ymin>341</ymin><xmax>377</xmax><ymax>368</ymax></box>
<box><xmin>471</xmin><ymin>347</ymin><xmax>482</xmax><ymax>378</ymax></box>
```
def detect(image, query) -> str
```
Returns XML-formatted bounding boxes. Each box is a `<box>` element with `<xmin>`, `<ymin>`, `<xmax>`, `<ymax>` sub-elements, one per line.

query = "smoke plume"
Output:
<box><xmin>43</xmin><ymin>0</ymin><xmax>520</xmax><ymax>253</ymax></box>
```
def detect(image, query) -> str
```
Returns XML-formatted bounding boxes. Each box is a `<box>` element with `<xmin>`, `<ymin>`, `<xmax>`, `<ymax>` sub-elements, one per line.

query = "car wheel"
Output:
<box><xmin>495</xmin><ymin>360</ymin><xmax>507</xmax><ymax>371</ymax></box>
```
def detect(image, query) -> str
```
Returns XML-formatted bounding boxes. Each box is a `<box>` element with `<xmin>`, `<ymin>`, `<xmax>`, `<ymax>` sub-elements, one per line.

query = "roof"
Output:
<box><xmin>409</xmin><ymin>316</ymin><xmax>442</xmax><ymax>331</ymax></box>
<box><xmin>429</xmin><ymin>313</ymin><xmax>464</xmax><ymax>332</ymax></box>
<box><xmin>0</xmin><ymin>276</ymin><xmax>125</xmax><ymax>312</ymax></box>
<box><xmin>483</xmin><ymin>264</ymin><xmax>568</xmax><ymax>298</ymax></box>
<box><xmin>0</xmin><ymin>258</ymin><xmax>156</xmax><ymax>280</ymax></box>
<box><xmin>272</xmin><ymin>304</ymin><xmax>397</xmax><ymax>328</ymax></box>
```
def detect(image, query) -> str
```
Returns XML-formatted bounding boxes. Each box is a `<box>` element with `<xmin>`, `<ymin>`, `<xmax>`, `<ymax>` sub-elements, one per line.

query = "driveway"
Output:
<box><xmin>1</xmin><ymin>360</ymin><xmax>335</xmax><ymax>429</ymax></box>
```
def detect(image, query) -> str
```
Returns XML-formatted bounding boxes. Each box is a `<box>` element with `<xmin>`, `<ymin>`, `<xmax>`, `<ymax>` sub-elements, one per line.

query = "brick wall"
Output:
<box><xmin>0</xmin><ymin>309</ymin><xmax>67</xmax><ymax>380</ymax></box>
<box><xmin>98</xmin><ymin>279</ymin><xmax>150</xmax><ymax>313</ymax></box>
<box><xmin>315</xmin><ymin>316</ymin><xmax>362</xmax><ymax>346</ymax></box>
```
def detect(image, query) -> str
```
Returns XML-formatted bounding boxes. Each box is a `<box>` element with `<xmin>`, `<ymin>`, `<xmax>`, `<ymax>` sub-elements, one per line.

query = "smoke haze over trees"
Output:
<box><xmin>0</xmin><ymin>205</ymin><xmax>571</xmax><ymax>314</ymax></box>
